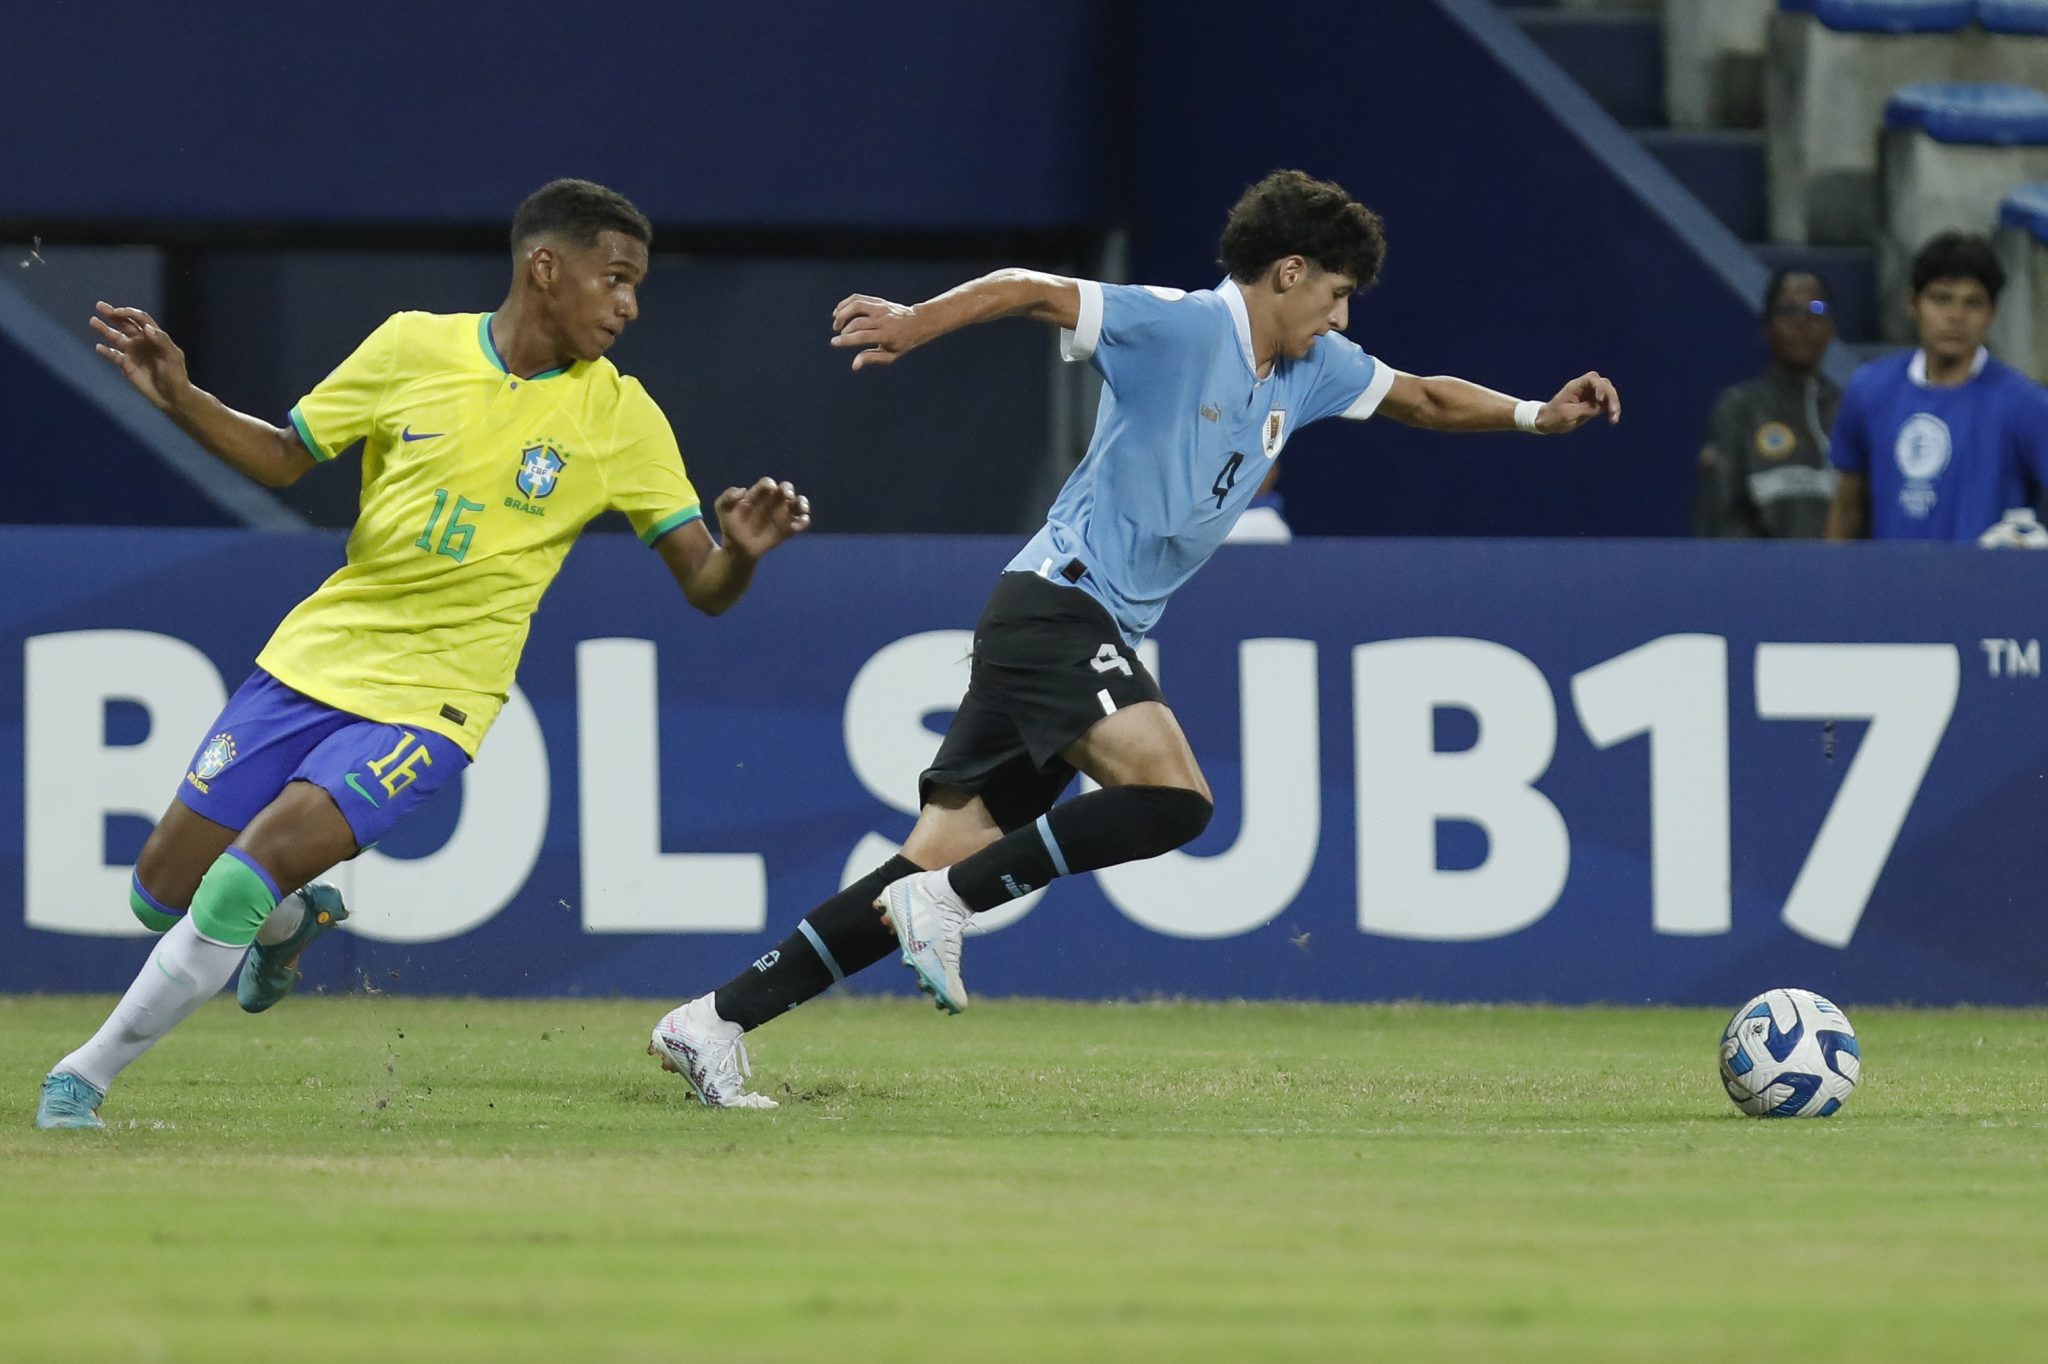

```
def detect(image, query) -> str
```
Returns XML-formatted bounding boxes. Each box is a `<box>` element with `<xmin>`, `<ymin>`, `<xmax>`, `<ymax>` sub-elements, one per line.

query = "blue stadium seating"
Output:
<box><xmin>1877</xmin><ymin>84</ymin><xmax>2048</xmax><ymax>338</ymax></box>
<box><xmin>1792</xmin><ymin>0</ymin><xmax>1976</xmax><ymax>31</ymax></box>
<box><xmin>1999</xmin><ymin>180</ymin><xmax>2048</xmax><ymax>238</ymax></box>
<box><xmin>1884</xmin><ymin>81</ymin><xmax>2048</xmax><ymax>143</ymax></box>
<box><xmin>1979</xmin><ymin>0</ymin><xmax>2048</xmax><ymax>35</ymax></box>
<box><xmin>1992</xmin><ymin>183</ymin><xmax>2048</xmax><ymax>380</ymax></box>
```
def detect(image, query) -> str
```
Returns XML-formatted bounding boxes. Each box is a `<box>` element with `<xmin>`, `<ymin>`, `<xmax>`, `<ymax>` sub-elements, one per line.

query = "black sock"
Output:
<box><xmin>946</xmin><ymin>785</ymin><xmax>1213</xmax><ymax>911</ymax></box>
<box><xmin>713</xmin><ymin>854</ymin><xmax>920</xmax><ymax>1030</ymax></box>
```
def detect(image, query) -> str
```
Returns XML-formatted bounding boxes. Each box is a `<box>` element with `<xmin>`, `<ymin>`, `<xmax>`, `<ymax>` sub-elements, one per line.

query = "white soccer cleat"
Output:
<box><xmin>648</xmin><ymin>996</ymin><xmax>778</xmax><ymax>1109</ymax></box>
<box><xmin>879</xmin><ymin>869</ymin><xmax>971</xmax><ymax>1015</ymax></box>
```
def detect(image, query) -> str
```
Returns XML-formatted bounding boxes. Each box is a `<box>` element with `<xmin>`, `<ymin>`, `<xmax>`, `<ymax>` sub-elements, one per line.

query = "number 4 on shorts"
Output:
<box><xmin>1091</xmin><ymin>643</ymin><xmax>1132</xmax><ymax>677</ymax></box>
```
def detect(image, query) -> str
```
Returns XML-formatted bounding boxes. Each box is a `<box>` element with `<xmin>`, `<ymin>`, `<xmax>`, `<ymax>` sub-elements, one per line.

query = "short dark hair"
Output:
<box><xmin>1910</xmin><ymin>230</ymin><xmax>2004</xmax><ymax>300</ymax></box>
<box><xmin>1762</xmin><ymin>268</ymin><xmax>1831</xmax><ymax>318</ymax></box>
<box><xmin>511</xmin><ymin>179</ymin><xmax>652</xmax><ymax>257</ymax></box>
<box><xmin>1218</xmin><ymin>170</ymin><xmax>1387</xmax><ymax>287</ymax></box>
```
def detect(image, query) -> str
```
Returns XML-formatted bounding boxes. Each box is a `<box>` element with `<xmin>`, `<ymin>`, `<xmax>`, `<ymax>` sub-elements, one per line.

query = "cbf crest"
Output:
<box><xmin>195</xmin><ymin>732</ymin><xmax>237</xmax><ymax>780</ymax></box>
<box><xmin>516</xmin><ymin>443</ymin><xmax>567</xmax><ymax>499</ymax></box>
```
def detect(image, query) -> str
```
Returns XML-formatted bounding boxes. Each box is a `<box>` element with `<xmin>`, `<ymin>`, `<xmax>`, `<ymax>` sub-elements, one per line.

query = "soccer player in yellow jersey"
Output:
<box><xmin>35</xmin><ymin>179</ymin><xmax>811</xmax><ymax>1129</ymax></box>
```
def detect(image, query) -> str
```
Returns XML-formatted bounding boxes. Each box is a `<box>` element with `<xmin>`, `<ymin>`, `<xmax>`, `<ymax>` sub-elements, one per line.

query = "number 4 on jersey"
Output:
<box><xmin>1212</xmin><ymin>451</ymin><xmax>1244</xmax><ymax>509</ymax></box>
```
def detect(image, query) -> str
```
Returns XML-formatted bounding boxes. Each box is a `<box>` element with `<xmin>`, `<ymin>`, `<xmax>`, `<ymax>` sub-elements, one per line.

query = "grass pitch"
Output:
<box><xmin>3</xmin><ymin>994</ymin><xmax>2046</xmax><ymax>1363</ymax></box>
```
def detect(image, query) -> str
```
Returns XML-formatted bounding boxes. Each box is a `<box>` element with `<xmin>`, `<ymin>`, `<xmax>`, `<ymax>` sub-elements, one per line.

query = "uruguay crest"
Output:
<box><xmin>195</xmin><ymin>732</ymin><xmax>237</xmax><ymax>780</ymax></box>
<box><xmin>516</xmin><ymin>444</ymin><xmax>566</xmax><ymax>499</ymax></box>
<box><xmin>1262</xmin><ymin>409</ymin><xmax>1288</xmax><ymax>459</ymax></box>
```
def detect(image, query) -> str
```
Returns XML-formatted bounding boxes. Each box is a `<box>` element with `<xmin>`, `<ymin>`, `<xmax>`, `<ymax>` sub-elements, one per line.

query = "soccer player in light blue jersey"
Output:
<box><xmin>1826</xmin><ymin>232</ymin><xmax>2048</xmax><ymax>542</ymax></box>
<box><xmin>649</xmin><ymin>170</ymin><xmax>1620</xmax><ymax>1107</ymax></box>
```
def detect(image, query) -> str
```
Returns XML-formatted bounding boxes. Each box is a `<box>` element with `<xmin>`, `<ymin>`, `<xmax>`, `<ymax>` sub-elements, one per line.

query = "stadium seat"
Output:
<box><xmin>1966</xmin><ymin>0</ymin><xmax>2048</xmax><ymax>86</ymax></box>
<box><xmin>1879</xmin><ymin>82</ymin><xmax>2048</xmax><ymax>338</ymax></box>
<box><xmin>1992</xmin><ymin>181</ymin><xmax>2048</xmax><ymax>379</ymax></box>
<box><xmin>1767</xmin><ymin>0</ymin><xmax>1977</xmax><ymax>244</ymax></box>
<box><xmin>1664</xmin><ymin>0</ymin><xmax>1774</xmax><ymax>129</ymax></box>
<box><xmin>1978</xmin><ymin>0</ymin><xmax>2048</xmax><ymax>34</ymax></box>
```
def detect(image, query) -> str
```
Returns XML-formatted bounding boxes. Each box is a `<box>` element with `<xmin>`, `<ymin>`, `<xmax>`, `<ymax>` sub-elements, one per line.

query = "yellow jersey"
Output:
<box><xmin>258</xmin><ymin>311</ymin><xmax>701</xmax><ymax>755</ymax></box>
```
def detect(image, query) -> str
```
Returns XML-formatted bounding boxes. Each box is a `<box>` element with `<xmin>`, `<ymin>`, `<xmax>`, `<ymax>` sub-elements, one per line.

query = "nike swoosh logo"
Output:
<box><xmin>343</xmin><ymin>773</ymin><xmax>381</xmax><ymax>806</ymax></box>
<box><xmin>400</xmin><ymin>426</ymin><xmax>444</xmax><ymax>442</ymax></box>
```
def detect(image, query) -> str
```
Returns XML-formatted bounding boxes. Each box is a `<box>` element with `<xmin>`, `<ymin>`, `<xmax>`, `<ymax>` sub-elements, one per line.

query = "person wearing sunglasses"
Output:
<box><xmin>1695</xmin><ymin>270</ymin><xmax>1841</xmax><ymax>538</ymax></box>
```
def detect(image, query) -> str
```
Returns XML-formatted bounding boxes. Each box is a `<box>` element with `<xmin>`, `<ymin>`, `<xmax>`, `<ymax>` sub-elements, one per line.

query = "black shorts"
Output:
<box><xmin>919</xmin><ymin>571</ymin><xmax>1164</xmax><ymax>832</ymax></box>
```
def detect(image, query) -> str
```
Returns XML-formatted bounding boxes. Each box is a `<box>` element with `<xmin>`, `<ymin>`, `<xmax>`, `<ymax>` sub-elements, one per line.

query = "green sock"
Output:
<box><xmin>128</xmin><ymin>873</ymin><xmax>183</xmax><ymax>933</ymax></box>
<box><xmin>187</xmin><ymin>850</ymin><xmax>282</xmax><ymax>947</ymax></box>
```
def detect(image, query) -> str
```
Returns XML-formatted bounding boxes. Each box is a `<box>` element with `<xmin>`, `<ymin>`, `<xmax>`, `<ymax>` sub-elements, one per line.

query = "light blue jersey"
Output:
<box><xmin>1007</xmin><ymin>278</ymin><xmax>1391</xmax><ymax>643</ymax></box>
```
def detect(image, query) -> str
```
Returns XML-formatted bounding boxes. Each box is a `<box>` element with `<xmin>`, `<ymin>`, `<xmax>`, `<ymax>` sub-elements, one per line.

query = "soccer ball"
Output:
<box><xmin>1718</xmin><ymin>988</ymin><xmax>1860</xmax><ymax>1118</ymax></box>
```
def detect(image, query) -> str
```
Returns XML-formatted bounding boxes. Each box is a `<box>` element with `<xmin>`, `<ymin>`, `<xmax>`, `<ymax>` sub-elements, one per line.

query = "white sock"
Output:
<box><xmin>255</xmin><ymin>891</ymin><xmax>305</xmax><ymax>946</ymax></box>
<box><xmin>54</xmin><ymin>917</ymin><xmax>247</xmax><ymax>1095</ymax></box>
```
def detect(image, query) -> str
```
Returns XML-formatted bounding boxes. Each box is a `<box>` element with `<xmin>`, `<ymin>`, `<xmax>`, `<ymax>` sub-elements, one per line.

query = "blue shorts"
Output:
<box><xmin>175</xmin><ymin>669</ymin><xmax>470</xmax><ymax>850</ymax></box>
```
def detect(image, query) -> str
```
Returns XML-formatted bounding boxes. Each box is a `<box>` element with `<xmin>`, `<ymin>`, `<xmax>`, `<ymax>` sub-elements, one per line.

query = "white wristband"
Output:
<box><xmin>1513</xmin><ymin>399</ymin><xmax>1544</xmax><ymax>434</ymax></box>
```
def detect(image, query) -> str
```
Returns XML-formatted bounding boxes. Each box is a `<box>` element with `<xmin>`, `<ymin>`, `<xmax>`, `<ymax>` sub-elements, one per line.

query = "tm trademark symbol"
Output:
<box><xmin>1979</xmin><ymin>638</ymin><xmax>2041</xmax><ymax>678</ymax></box>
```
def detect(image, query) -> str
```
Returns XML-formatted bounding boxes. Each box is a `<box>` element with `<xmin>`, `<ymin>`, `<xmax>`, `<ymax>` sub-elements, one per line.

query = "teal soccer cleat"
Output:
<box><xmin>237</xmin><ymin>881</ymin><xmax>349</xmax><ymax>1014</ymax></box>
<box><xmin>35</xmin><ymin>1072</ymin><xmax>106</xmax><ymax>1130</ymax></box>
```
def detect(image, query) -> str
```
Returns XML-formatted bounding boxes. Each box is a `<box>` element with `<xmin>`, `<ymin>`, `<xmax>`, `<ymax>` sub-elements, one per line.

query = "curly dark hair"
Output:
<box><xmin>1218</xmin><ymin>170</ymin><xmax>1387</xmax><ymax>287</ymax></box>
<box><xmin>511</xmin><ymin>179</ymin><xmax>652</xmax><ymax>257</ymax></box>
<box><xmin>1910</xmin><ymin>230</ymin><xmax>2004</xmax><ymax>301</ymax></box>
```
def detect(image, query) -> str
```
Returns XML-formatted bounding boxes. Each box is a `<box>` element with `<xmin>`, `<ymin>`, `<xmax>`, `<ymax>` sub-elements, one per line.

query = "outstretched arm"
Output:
<box><xmin>831</xmin><ymin>269</ymin><xmax>1081</xmax><ymax>370</ymax></box>
<box><xmin>89</xmin><ymin>302</ymin><xmax>315</xmax><ymax>487</ymax></box>
<box><xmin>654</xmin><ymin>478</ymin><xmax>812</xmax><ymax>616</ymax></box>
<box><xmin>1377</xmin><ymin>370</ymin><xmax>1622</xmax><ymax>435</ymax></box>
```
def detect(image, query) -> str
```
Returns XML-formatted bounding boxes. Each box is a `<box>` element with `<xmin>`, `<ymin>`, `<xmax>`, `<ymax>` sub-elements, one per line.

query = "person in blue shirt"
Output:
<box><xmin>1826</xmin><ymin>232</ymin><xmax>2048</xmax><ymax>541</ymax></box>
<box><xmin>647</xmin><ymin>170</ymin><xmax>1621</xmax><ymax>1107</ymax></box>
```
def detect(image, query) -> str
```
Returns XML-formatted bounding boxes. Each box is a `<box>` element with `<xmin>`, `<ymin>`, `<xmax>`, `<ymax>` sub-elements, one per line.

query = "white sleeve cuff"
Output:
<box><xmin>1339</xmin><ymin>359</ymin><xmax>1398</xmax><ymax>420</ymax></box>
<box><xmin>1059</xmin><ymin>279</ymin><xmax>1105</xmax><ymax>363</ymax></box>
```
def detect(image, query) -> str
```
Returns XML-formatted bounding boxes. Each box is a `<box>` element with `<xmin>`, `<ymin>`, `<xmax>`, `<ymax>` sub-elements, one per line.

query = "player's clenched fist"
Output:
<box><xmin>1537</xmin><ymin>371</ymin><xmax>1622</xmax><ymax>434</ymax></box>
<box><xmin>716</xmin><ymin>477</ymin><xmax>812</xmax><ymax>558</ymax></box>
<box><xmin>830</xmin><ymin>294</ymin><xmax>924</xmax><ymax>369</ymax></box>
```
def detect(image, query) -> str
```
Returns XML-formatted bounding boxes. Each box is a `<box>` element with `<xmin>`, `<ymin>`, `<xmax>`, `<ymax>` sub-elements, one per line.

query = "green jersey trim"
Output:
<box><xmin>478</xmin><ymin>313</ymin><xmax>568</xmax><ymax>382</ymax></box>
<box><xmin>288</xmin><ymin>405</ymin><xmax>334</xmax><ymax>463</ymax></box>
<box><xmin>641</xmin><ymin>505</ymin><xmax>704</xmax><ymax>546</ymax></box>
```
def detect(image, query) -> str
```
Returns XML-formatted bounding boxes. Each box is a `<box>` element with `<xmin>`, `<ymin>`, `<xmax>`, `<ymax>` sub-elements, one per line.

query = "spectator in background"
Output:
<box><xmin>1826</xmin><ymin>232</ymin><xmax>2048</xmax><ymax>543</ymax></box>
<box><xmin>1695</xmin><ymin>270</ymin><xmax>1841</xmax><ymax>538</ymax></box>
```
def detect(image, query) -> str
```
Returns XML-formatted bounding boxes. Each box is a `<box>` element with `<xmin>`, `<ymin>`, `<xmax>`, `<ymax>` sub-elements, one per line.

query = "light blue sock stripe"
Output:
<box><xmin>1036</xmin><ymin>814</ymin><xmax>1071</xmax><ymax>878</ymax></box>
<box><xmin>796</xmin><ymin>919</ymin><xmax>845</xmax><ymax>983</ymax></box>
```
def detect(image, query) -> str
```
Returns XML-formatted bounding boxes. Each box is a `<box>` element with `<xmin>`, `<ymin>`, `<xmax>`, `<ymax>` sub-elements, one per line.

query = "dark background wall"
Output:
<box><xmin>7</xmin><ymin>0</ymin><xmax>1755</xmax><ymax>538</ymax></box>
<box><xmin>0</xmin><ymin>1</ymin><xmax>1121</xmax><ymax>230</ymax></box>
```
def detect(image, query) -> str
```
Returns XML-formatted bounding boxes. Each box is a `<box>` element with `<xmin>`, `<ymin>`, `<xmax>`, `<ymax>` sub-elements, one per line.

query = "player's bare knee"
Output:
<box><xmin>901</xmin><ymin>788</ymin><xmax>1004</xmax><ymax>867</ymax></box>
<box><xmin>234</xmin><ymin>781</ymin><xmax>360</xmax><ymax>894</ymax></box>
<box><xmin>902</xmin><ymin>823</ymin><xmax>1003</xmax><ymax>870</ymax></box>
<box><xmin>132</xmin><ymin>835</ymin><xmax>210</xmax><ymax>919</ymax></box>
